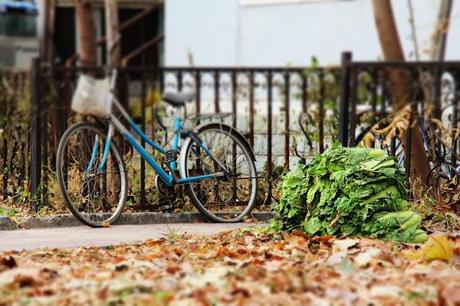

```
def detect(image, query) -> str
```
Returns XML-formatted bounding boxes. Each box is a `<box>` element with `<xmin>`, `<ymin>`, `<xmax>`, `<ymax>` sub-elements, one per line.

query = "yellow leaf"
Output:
<box><xmin>147</xmin><ymin>89</ymin><xmax>161</xmax><ymax>106</ymax></box>
<box><xmin>403</xmin><ymin>249</ymin><xmax>423</xmax><ymax>260</ymax></box>
<box><xmin>363</xmin><ymin>133</ymin><xmax>375</xmax><ymax>148</ymax></box>
<box><xmin>130</xmin><ymin>98</ymin><xmax>142</xmax><ymax>118</ymax></box>
<box><xmin>404</xmin><ymin>236</ymin><xmax>453</xmax><ymax>262</ymax></box>
<box><xmin>425</xmin><ymin>236</ymin><xmax>453</xmax><ymax>261</ymax></box>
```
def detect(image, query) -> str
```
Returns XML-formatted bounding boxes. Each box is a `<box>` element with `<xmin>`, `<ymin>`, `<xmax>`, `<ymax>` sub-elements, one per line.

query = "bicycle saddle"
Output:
<box><xmin>162</xmin><ymin>91</ymin><xmax>195</xmax><ymax>107</ymax></box>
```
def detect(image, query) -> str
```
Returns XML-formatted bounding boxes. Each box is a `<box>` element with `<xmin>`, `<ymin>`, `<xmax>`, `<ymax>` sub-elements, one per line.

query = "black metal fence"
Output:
<box><xmin>0</xmin><ymin>69</ymin><xmax>30</xmax><ymax>204</ymax></box>
<box><xmin>26</xmin><ymin>61</ymin><xmax>341</xmax><ymax>211</ymax></box>
<box><xmin>339</xmin><ymin>52</ymin><xmax>460</xmax><ymax>209</ymax></box>
<box><xmin>3</xmin><ymin>52</ymin><xmax>460</xmax><ymax>213</ymax></box>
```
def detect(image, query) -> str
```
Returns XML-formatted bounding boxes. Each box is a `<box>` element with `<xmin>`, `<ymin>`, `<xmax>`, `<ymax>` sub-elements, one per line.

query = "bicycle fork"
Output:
<box><xmin>86</xmin><ymin>123</ymin><xmax>114</xmax><ymax>173</ymax></box>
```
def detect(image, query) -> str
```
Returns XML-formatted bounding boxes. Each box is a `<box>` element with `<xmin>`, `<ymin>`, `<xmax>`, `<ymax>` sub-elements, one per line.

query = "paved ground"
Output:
<box><xmin>0</xmin><ymin>223</ymin><xmax>257</xmax><ymax>251</ymax></box>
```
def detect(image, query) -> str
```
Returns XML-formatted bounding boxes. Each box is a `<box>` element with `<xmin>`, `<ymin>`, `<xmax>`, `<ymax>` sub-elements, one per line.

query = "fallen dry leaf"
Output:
<box><xmin>404</xmin><ymin>235</ymin><xmax>454</xmax><ymax>262</ymax></box>
<box><xmin>440</xmin><ymin>286</ymin><xmax>460</xmax><ymax>306</ymax></box>
<box><xmin>0</xmin><ymin>230</ymin><xmax>459</xmax><ymax>305</ymax></box>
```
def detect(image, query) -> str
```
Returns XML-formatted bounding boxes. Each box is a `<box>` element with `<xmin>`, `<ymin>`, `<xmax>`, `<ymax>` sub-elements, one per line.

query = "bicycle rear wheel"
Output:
<box><xmin>179</xmin><ymin>123</ymin><xmax>258</xmax><ymax>222</ymax></box>
<box><xmin>56</xmin><ymin>122</ymin><xmax>127</xmax><ymax>227</ymax></box>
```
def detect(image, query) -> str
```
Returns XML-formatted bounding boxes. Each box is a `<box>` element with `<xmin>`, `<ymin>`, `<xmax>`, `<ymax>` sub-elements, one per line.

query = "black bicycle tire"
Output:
<box><xmin>56</xmin><ymin>122</ymin><xmax>127</xmax><ymax>227</ymax></box>
<box><xmin>179</xmin><ymin>123</ymin><xmax>258</xmax><ymax>223</ymax></box>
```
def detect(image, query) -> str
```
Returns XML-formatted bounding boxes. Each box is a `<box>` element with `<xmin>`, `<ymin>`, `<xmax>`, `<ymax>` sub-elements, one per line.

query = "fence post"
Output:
<box><xmin>338</xmin><ymin>51</ymin><xmax>352</xmax><ymax>147</ymax></box>
<box><xmin>30</xmin><ymin>58</ymin><xmax>42</xmax><ymax>212</ymax></box>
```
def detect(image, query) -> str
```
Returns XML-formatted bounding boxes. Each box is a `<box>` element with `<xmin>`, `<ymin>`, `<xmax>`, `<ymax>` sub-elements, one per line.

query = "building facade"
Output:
<box><xmin>165</xmin><ymin>0</ymin><xmax>460</xmax><ymax>67</ymax></box>
<box><xmin>0</xmin><ymin>0</ymin><xmax>164</xmax><ymax>68</ymax></box>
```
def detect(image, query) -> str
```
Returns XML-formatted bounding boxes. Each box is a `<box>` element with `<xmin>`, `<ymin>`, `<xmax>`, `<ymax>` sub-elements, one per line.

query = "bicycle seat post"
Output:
<box><xmin>110</xmin><ymin>69</ymin><xmax>118</xmax><ymax>91</ymax></box>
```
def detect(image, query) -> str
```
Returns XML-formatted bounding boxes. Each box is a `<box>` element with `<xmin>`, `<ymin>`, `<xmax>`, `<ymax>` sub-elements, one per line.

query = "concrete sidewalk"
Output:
<box><xmin>0</xmin><ymin>212</ymin><xmax>275</xmax><ymax>230</ymax></box>
<box><xmin>0</xmin><ymin>223</ymin><xmax>260</xmax><ymax>252</ymax></box>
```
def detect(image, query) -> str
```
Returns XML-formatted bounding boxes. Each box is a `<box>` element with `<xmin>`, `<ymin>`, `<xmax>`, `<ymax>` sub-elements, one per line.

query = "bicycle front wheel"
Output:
<box><xmin>56</xmin><ymin>122</ymin><xmax>127</xmax><ymax>227</ymax></box>
<box><xmin>179</xmin><ymin>123</ymin><xmax>258</xmax><ymax>222</ymax></box>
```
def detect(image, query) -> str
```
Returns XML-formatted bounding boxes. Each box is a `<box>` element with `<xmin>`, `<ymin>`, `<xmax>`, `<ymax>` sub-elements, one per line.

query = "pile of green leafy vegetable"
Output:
<box><xmin>272</xmin><ymin>144</ymin><xmax>428</xmax><ymax>243</ymax></box>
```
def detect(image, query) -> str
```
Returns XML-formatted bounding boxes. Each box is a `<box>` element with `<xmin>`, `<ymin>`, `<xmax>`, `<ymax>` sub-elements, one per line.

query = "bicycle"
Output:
<box><xmin>56</xmin><ymin>70</ymin><xmax>258</xmax><ymax>227</ymax></box>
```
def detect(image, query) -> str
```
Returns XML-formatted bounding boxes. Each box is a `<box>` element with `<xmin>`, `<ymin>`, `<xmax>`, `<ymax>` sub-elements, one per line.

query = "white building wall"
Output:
<box><xmin>166</xmin><ymin>0</ymin><xmax>460</xmax><ymax>66</ymax></box>
<box><xmin>165</xmin><ymin>0</ymin><xmax>239</xmax><ymax>66</ymax></box>
<box><xmin>165</xmin><ymin>0</ymin><xmax>460</xmax><ymax>169</ymax></box>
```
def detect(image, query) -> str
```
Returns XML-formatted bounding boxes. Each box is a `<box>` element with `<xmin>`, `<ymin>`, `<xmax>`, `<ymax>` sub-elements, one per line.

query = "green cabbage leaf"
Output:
<box><xmin>272</xmin><ymin>145</ymin><xmax>427</xmax><ymax>243</ymax></box>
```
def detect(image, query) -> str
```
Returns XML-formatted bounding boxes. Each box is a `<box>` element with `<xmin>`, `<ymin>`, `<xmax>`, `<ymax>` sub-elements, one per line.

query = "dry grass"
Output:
<box><xmin>410</xmin><ymin>177</ymin><xmax>460</xmax><ymax>233</ymax></box>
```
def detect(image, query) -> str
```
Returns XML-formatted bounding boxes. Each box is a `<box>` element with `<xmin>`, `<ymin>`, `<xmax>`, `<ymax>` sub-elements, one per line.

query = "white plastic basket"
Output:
<box><xmin>71</xmin><ymin>75</ymin><xmax>112</xmax><ymax>117</ymax></box>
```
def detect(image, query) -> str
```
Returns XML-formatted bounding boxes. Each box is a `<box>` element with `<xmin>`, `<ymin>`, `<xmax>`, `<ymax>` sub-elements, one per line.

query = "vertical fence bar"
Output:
<box><xmin>177</xmin><ymin>70</ymin><xmax>183</xmax><ymax>91</ymax></box>
<box><xmin>301</xmin><ymin>72</ymin><xmax>308</xmax><ymax>113</ymax></box>
<box><xmin>159</xmin><ymin>68</ymin><xmax>165</xmax><ymax>93</ymax></box>
<box><xmin>214</xmin><ymin>70</ymin><xmax>220</xmax><ymax>113</ymax></box>
<box><xmin>62</xmin><ymin>70</ymin><xmax>73</xmax><ymax>189</ymax></box>
<box><xmin>232</xmin><ymin>71</ymin><xmax>238</xmax><ymax>202</ymax></box>
<box><xmin>1</xmin><ymin>136</ymin><xmax>7</xmax><ymax>199</ymax></box>
<box><xmin>232</xmin><ymin>71</ymin><xmax>237</xmax><ymax>128</ymax></box>
<box><xmin>195</xmin><ymin>71</ymin><xmax>201</xmax><ymax>118</ymax></box>
<box><xmin>266</xmin><ymin>71</ymin><xmax>273</xmax><ymax>204</ymax></box>
<box><xmin>338</xmin><ymin>52</ymin><xmax>352</xmax><ymax>147</ymax></box>
<box><xmin>61</xmin><ymin>71</ymin><xmax>69</xmax><ymax>136</ymax></box>
<box><xmin>1</xmin><ymin>69</ymin><xmax>8</xmax><ymax>198</ymax></box>
<box><xmin>30</xmin><ymin>58</ymin><xmax>42</xmax><ymax>212</ymax></box>
<box><xmin>318</xmin><ymin>71</ymin><xmax>325</xmax><ymax>153</ymax></box>
<box><xmin>284</xmin><ymin>72</ymin><xmax>290</xmax><ymax>169</ymax></box>
<box><xmin>42</xmin><ymin>74</ymin><xmax>49</xmax><ymax>206</ymax></box>
<box><xmin>433</xmin><ymin>67</ymin><xmax>442</xmax><ymax>119</ymax></box>
<box><xmin>151</xmin><ymin>70</ymin><xmax>157</xmax><ymax>144</ymax></box>
<box><xmin>349</xmin><ymin>68</ymin><xmax>358</xmax><ymax>147</ymax></box>
<box><xmin>451</xmin><ymin>73</ymin><xmax>460</xmax><ymax>172</ymax></box>
<box><xmin>249</xmin><ymin>71</ymin><xmax>255</xmax><ymax>148</ymax></box>
<box><xmin>370</xmin><ymin>70</ymin><xmax>378</xmax><ymax>148</ymax></box>
<box><xmin>419</xmin><ymin>69</ymin><xmax>426</xmax><ymax>112</ymax></box>
<box><xmin>381</xmin><ymin>82</ymin><xmax>387</xmax><ymax>114</ymax></box>
<box><xmin>405</xmin><ymin>126</ymin><xmax>412</xmax><ymax>187</ymax></box>
<box><xmin>140</xmin><ymin>76</ymin><xmax>147</xmax><ymax>208</ymax></box>
<box><xmin>150</xmin><ymin>69</ymin><xmax>157</xmax><ymax>145</ymax></box>
<box><xmin>160</xmin><ymin>69</ymin><xmax>168</xmax><ymax>145</ymax></box>
<box><xmin>390</xmin><ymin>138</ymin><xmax>396</xmax><ymax>156</ymax></box>
<box><xmin>371</xmin><ymin>70</ymin><xmax>378</xmax><ymax>114</ymax></box>
<box><xmin>124</xmin><ymin>72</ymin><xmax>131</xmax><ymax>154</ymax></box>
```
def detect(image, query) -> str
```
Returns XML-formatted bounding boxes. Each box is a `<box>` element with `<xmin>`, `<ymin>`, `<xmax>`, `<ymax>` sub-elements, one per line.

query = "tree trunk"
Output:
<box><xmin>75</xmin><ymin>0</ymin><xmax>97</xmax><ymax>67</ymax></box>
<box><xmin>41</xmin><ymin>0</ymin><xmax>56</xmax><ymax>63</ymax></box>
<box><xmin>431</xmin><ymin>0</ymin><xmax>453</xmax><ymax>61</ymax></box>
<box><xmin>105</xmin><ymin>0</ymin><xmax>121</xmax><ymax>67</ymax></box>
<box><xmin>372</xmin><ymin>0</ymin><xmax>412</xmax><ymax>110</ymax></box>
<box><xmin>372</xmin><ymin>0</ymin><xmax>430</xmax><ymax>183</ymax></box>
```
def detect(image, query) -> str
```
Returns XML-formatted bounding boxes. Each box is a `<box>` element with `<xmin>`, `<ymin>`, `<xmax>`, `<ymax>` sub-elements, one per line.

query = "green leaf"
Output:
<box><xmin>273</xmin><ymin>145</ymin><xmax>426</xmax><ymax>243</ymax></box>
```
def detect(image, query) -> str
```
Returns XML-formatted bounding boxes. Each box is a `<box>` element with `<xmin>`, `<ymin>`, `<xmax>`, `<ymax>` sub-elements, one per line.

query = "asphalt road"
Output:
<box><xmin>0</xmin><ymin>223</ymin><xmax>256</xmax><ymax>252</ymax></box>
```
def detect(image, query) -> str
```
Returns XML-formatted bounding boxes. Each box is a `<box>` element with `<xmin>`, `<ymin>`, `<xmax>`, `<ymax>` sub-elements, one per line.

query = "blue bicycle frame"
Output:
<box><xmin>87</xmin><ymin>73</ymin><xmax>226</xmax><ymax>187</ymax></box>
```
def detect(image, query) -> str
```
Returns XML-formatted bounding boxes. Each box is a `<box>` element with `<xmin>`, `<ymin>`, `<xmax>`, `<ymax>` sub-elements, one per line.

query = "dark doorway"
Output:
<box><xmin>53</xmin><ymin>8</ymin><xmax>76</xmax><ymax>65</ymax></box>
<box><xmin>119</xmin><ymin>8</ymin><xmax>162</xmax><ymax>67</ymax></box>
<box><xmin>53</xmin><ymin>6</ymin><xmax>163</xmax><ymax>66</ymax></box>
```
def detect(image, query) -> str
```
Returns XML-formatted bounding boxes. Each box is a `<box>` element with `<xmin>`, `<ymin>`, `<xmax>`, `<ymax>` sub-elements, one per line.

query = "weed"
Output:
<box><xmin>162</xmin><ymin>226</ymin><xmax>185</xmax><ymax>241</ymax></box>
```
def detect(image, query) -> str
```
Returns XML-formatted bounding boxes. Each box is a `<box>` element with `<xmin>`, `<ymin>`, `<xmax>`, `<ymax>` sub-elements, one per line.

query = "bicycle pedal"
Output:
<box><xmin>164</xmin><ymin>150</ymin><xmax>178</xmax><ymax>163</ymax></box>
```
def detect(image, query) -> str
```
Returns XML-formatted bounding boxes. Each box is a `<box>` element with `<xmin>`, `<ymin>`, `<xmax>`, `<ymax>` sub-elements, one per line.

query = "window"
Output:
<box><xmin>0</xmin><ymin>13</ymin><xmax>37</xmax><ymax>37</ymax></box>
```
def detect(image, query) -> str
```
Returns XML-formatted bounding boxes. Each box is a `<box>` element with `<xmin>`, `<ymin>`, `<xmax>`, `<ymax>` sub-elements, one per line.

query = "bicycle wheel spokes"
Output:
<box><xmin>183</xmin><ymin>126</ymin><xmax>257</xmax><ymax>222</ymax></box>
<box><xmin>57</xmin><ymin>123</ymin><xmax>127</xmax><ymax>227</ymax></box>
